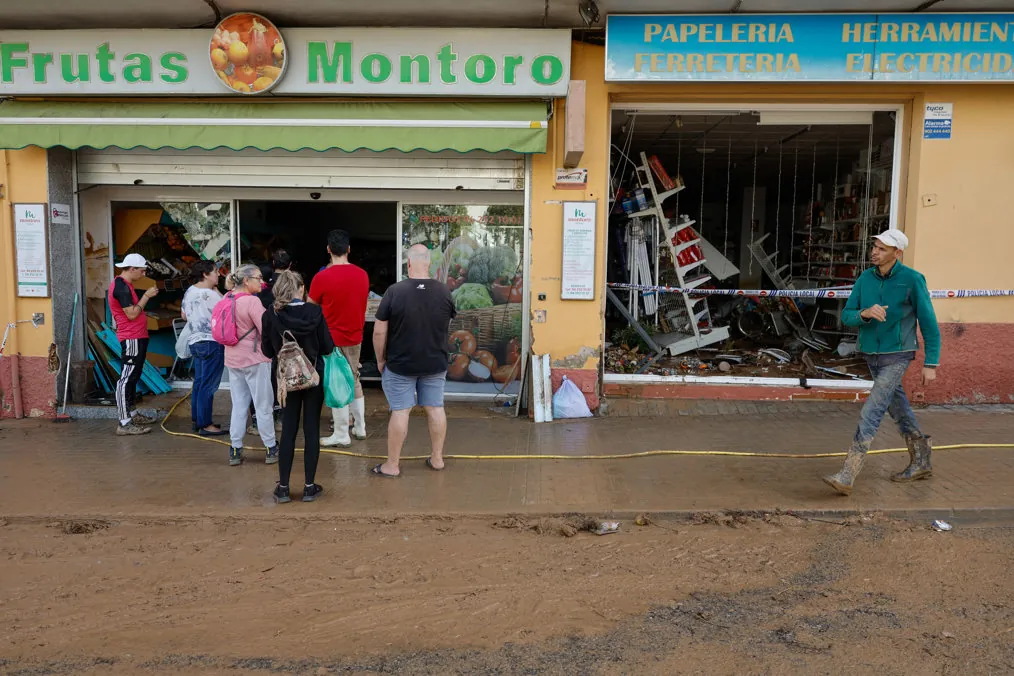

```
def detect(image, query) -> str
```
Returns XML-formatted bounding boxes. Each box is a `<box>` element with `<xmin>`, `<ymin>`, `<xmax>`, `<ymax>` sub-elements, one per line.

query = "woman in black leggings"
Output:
<box><xmin>260</xmin><ymin>271</ymin><xmax>335</xmax><ymax>503</ymax></box>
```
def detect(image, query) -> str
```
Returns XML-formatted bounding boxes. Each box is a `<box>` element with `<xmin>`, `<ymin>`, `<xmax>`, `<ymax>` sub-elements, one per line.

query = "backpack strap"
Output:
<box><xmin>232</xmin><ymin>291</ymin><xmax>259</xmax><ymax>345</ymax></box>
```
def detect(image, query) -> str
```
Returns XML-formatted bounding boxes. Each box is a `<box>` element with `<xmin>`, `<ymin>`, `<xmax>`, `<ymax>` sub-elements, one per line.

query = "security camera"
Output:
<box><xmin>310</xmin><ymin>192</ymin><xmax>321</xmax><ymax>200</ymax></box>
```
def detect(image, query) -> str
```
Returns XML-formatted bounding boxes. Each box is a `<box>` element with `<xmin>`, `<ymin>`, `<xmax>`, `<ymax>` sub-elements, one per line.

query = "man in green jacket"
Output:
<box><xmin>823</xmin><ymin>229</ymin><xmax>941</xmax><ymax>495</ymax></box>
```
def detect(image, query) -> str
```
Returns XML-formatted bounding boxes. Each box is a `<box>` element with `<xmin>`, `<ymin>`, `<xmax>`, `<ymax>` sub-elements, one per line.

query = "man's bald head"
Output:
<box><xmin>406</xmin><ymin>244</ymin><xmax>432</xmax><ymax>279</ymax></box>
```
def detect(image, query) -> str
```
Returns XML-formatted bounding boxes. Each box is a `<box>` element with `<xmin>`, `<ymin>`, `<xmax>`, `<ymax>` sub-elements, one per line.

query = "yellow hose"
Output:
<box><xmin>160</xmin><ymin>392</ymin><xmax>1014</xmax><ymax>461</ymax></box>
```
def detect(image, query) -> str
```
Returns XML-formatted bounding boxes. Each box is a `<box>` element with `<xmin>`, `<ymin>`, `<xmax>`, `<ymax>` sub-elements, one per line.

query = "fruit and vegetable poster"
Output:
<box><xmin>402</xmin><ymin>204</ymin><xmax>524</xmax><ymax>390</ymax></box>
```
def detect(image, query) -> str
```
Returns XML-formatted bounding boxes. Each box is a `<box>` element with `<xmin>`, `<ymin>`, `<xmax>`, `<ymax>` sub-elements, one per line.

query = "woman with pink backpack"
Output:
<box><xmin>217</xmin><ymin>264</ymin><xmax>279</xmax><ymax>466</ymax></box>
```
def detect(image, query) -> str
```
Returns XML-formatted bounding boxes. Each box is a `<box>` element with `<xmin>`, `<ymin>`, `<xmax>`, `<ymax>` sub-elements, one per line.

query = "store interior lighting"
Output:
<box><xmin>756</xmin><ymin>111</ymin><xmax>874</xmax><ymax>126</ymax></box>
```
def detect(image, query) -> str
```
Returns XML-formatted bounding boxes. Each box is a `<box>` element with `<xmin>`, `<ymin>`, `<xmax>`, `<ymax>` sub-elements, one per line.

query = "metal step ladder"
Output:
<box><xmin>623</xmin><ymin>151</ymin><xmax>731</xmax><ymax>356</ymax></box>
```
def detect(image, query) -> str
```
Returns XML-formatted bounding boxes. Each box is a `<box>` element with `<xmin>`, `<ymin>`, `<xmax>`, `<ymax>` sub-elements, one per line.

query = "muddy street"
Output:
<box><xmin>1</xmin><ymin>513</ymin><xmax>1012</xmax><ymax>675</ymax></box>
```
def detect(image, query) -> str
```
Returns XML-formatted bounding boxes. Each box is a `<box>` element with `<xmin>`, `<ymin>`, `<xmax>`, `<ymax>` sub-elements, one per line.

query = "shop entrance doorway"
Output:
<box><xmin>237</xmin><ymin>200</ymin><xmax>397</xmax><ymax>382</ymax></box>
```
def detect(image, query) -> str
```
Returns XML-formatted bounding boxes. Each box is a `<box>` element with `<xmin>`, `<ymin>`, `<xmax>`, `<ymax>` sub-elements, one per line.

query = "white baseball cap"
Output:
<box><xmin>115</xmin><ymin>253</ymin><xmax>149</xmax><ymax>268</ymax></box>
<box><xmin>873</xmin><ymin>229</ymin><xmax>909</xmax><ymax>251</ymax></box>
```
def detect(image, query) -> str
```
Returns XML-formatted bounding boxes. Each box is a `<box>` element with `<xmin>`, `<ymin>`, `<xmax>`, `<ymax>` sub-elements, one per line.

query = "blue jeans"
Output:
<box><xmin>190</xmin><ymin>340</ymin><xmax>225</xmax><ymax>429</ymax></box>
<box><xmin>853</xmin><ymin>352</ymin><xmax>922</xmax><ymax>451</ymax></box>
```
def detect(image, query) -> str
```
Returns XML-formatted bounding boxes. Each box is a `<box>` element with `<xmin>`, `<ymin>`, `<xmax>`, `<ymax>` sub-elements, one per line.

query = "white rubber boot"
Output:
<box><xmin>350</xmin><ymin>397</ymin><xmax>367</xmax><ymax>440</ymax></box>
<box><xmin>320</xmin><ymin>407</ymin><xmax>351</xmax><ymax>447</ymax></box>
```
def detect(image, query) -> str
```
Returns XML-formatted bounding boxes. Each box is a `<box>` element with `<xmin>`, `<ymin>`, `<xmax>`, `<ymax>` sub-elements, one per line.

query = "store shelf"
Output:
<box><xmin>793</xmin><ymin>242</ymin><xmax>864</xmax><ymax>250</ymax></box>
<box><xmin>678</xmin><ymin>260</ymin><xmax>707</xmax><ymax>277</ymax></box>
<box><xmin>666</xmin><ymin>218</ymin><xmax>696</xmax><ymax>233</ymax></box>
<box><xmin>795</xmin><ymin>215</ymin><xmax>889</xmax><ymax>232</ymax></box>
<box><xmin>625</xmin><ymin>189</ymin><xmax>686</xmax><ymax>220</ymax></box>
<box><xmin>792</xmin><ymin>261</ymin><xmax>855</xmax><ymax>267</ymax></box>
<box><xmin>674</xmin><ymin>238</ymin><xmax>702</xmax><ymax>255</ymax></box>
<box><xmin>657</xmin><ymin>185</ymin><xmax>685</xmax><ymax>201</ymax></box>
<box><xmin>795</xmin><ymin>276</ymin><xmax>857</xmax><ymax>283</ymax></box>
<box><xmin>682</xmin><ymin>274</ymin><xmax>712</xmax><ymax>290</ymax></box>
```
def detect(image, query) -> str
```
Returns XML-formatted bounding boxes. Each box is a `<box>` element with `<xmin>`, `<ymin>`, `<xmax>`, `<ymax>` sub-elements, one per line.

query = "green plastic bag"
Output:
<box><xmin>323</xmin><ymin>349</ymin><xmax>355</xmax><ymax>409</ymax></box>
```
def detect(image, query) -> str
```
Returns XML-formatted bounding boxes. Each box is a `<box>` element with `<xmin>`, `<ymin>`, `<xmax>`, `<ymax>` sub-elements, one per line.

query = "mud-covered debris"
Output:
<box><xmin>492</xmin><ymin>516</ymin><xmax>531</xmax><ymax>531</ymax></box>
<box><xmin>559</xmin><ymin>524</ymin><xmax>578</xmax><ymax>537</ymax></box>
<box><xmin>591</xmin><ymin>522</ymin><xmax>620</xmax><ymax>536</ymax></box>
<box><xmin>55</xmin><ymin>520</ymin><xmax>111</xmax><ymax>535</ymax></box>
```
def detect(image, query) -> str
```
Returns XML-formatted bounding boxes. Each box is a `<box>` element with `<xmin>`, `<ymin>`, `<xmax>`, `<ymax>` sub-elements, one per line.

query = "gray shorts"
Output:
<box><xmin>381</xmin><ymin>369</ymin><xmax>447</xmax><ymax>411</ymax></box>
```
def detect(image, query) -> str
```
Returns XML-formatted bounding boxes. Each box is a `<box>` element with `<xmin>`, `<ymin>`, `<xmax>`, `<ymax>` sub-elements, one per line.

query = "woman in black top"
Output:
<box><xmin>261</xmin><ymin>270</ymin><xmax>335</xmax><ymax>504</ymax></box>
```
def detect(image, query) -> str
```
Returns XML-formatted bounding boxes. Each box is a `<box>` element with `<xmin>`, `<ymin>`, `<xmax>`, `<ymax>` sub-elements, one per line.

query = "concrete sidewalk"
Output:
<box><xmin>1</xmin><ymin>399</ymin><xmax>1012</xmax><ymax>520</ymax></box>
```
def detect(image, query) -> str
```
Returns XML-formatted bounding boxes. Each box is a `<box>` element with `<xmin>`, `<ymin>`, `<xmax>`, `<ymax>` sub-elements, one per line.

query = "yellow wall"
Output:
<box><xmin>903</xmin><ymin>86</ymin><xmax>1014</xmax><ymax>324</ymax></box>
<box><xmin>529</xmin><ymin>43</ymin><xmax>1014</xmax><ymax>371</ymax></box>
<box><xmin>0</xmin><ymin>148</ymin><xmax>53</xmax><ymax>358</ymax></box>
<box><xmin>530</xmin><ymin>42</ymin><xmax>610</xmax><ymax>370</ymax></box>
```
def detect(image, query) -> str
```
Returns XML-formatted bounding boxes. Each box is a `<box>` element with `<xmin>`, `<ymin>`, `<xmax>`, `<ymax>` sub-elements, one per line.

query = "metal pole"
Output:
<box><xmin>59</xmin><ymin>293</ymin><xmax>80</xmax><ymax>416</ymax></box>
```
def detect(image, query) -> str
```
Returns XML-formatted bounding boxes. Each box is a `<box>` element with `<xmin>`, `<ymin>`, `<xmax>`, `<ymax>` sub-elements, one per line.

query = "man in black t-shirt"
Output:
<box><xmin>370</xmin><ymin>244</ymin><xmax>456</xmax><ymax>477</ymax></box>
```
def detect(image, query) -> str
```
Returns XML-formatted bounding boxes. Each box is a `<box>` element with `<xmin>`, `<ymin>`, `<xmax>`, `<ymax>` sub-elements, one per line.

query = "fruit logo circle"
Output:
<box><xmin>210</xmin><ymin>12</ymin><xmax>286</xmax><ymax>95</ymax></box>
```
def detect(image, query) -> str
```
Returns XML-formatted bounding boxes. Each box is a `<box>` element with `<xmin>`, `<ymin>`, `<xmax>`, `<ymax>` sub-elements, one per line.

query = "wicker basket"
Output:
<box><xmin>449</xmin><ymin>304</ymin><xmax>522</xmax><ymax>350</ymax></box>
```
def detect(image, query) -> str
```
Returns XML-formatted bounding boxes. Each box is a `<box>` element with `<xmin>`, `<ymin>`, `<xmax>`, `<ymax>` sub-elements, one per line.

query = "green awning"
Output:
<box><xmin>0</xmin><ymin>100</ymin><xmax>548</xmax><ymax>154</ymax></box>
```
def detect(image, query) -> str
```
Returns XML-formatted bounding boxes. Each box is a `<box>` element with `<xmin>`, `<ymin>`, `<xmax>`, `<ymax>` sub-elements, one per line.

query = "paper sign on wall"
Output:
<box><xmin>924</xmin><ymin>103</ymin><xmax>953</xmax><ymax>139</ymax></box>
<box><xmin>561</xmin><ymin>201</ymin><xmax>597</xmax><ymax>300</ymax></box>
<box><xmin>50</xmin><ymin>203</ymin><xmax>71</xmax><ymax>225</ymax></box>
<box><xmin>555</xmin><ymin>168</ymin><xmax>588</xmax><ymax>190</ymax></box>
<box><xmin>14</xmin><ymin>203</ymin><xmax>50</xmax><ymax>298</ymax></box>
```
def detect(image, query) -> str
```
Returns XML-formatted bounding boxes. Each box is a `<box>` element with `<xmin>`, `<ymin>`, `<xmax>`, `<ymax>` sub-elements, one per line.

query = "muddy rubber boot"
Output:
<box><xmin>320</xmin><ymin>407</ymin><xmax>351</xmax><ymax>448</ymax></box>
<box><xmin>891</xmin><ymin>434</ymin><xmax>933</xmax><ymax>482</ymax></box>
<box><xmin>822</xmin><ymin>446</ymin><xmax>867</xmax><ymax>496</ymax></box>
<box><xmin>350</xmin><ymin>397</ymin><xmax>367</xmax><ymax>440</ymax></box>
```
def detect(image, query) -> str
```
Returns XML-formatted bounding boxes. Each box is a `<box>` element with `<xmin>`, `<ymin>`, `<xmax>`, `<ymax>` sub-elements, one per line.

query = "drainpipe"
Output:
<box><xmin>1</xmin><ymin>150</ymin><xmax>24</xmax><ymax>418</ymax></box>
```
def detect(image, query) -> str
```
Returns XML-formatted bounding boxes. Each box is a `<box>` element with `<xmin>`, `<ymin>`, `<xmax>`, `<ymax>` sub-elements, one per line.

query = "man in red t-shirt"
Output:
<box><xmin>108</xmin><ymin>253</ymin><xmax>159</xmax><ymax>436</ymax></box>
<box><xmin>308</xmin><ymin>229</ymin><xmax>370</xmax><ymax>447</ymax></box>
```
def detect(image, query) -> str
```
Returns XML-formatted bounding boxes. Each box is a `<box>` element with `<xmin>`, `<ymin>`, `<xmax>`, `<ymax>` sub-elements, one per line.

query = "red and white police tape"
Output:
<box><xmin>607</xmin><ymin>282</ymin><xmax>1014</xmax><ymax>300</ymax></box>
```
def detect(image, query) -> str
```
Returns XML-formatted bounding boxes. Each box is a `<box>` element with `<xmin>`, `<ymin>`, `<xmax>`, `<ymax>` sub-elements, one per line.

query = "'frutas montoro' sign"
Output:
<box><xmin>0</xmin><ymin>27</ymin><xmax>571</xmax><ymax>96</ymax></box>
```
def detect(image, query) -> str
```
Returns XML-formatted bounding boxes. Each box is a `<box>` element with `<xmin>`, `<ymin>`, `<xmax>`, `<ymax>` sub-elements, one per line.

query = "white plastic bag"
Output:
<box><xmin>552</xmin><ymin>376</ymin><xmax>593</xmax><ymax>419</ymax></box>
<box><xmin>175</xmin><ymin>322</ymin><xmax>192</xmax><ymax>359</ymax></box>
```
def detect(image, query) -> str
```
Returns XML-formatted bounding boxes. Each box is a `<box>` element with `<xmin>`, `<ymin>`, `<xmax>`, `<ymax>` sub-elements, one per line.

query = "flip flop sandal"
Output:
<box><xmin>425</xmin><ymin>458</ymin><xmax>444</xmax><ymax>471</ymax></box>
<box><xmin>199</xmin><ymin>427</ymin><xmax>229</xmax><ymax>437</ymax></box>
<box><xmin>370</xmin><ymin>464</ymin><xmax>400</xmax><ymax>478</ymax></box>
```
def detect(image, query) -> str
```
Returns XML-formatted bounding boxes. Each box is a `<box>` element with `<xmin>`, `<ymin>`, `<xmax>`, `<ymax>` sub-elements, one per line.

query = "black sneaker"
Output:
<box><xmin>116</xmin><ymin>422</ymin><xmax>151</xmax><ymax>436</ymax></box>
<box><xmin>273</xmin><ymin>484</ymin><xmax>291</xmax><ymax>504</ymax></box>
<box><xmin>302</xmin><ymin>484</ymin><xmax>324</xmax><ymax>502</ymax></box>
<box><xmin>229</xmin><ymin>447</ymin><xmax>244</xmax><ymax>466</ymax></box>
<box><xmin>265</xmin><ymin>445</ymin><xmax>279</xmax><ymax>465</ymax></box>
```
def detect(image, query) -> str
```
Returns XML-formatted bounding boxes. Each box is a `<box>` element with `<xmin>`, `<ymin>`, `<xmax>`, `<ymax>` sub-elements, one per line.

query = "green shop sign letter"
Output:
<box><xmin>307</xmin><ymin>41</ymin><xmax>564</xmax><ymax>86</ymax></box>
<box><xmin>0</xmin><ymin>42</ymin><xmax>188</xmax><ymax>84</ymax></box>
